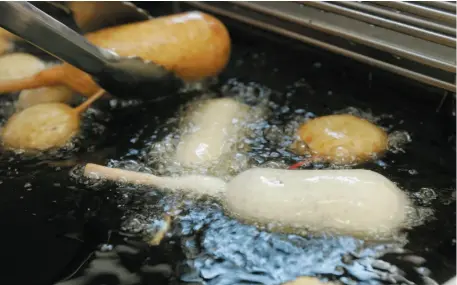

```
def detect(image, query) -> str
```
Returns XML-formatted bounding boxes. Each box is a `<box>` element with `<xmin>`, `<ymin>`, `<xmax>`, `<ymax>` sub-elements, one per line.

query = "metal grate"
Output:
<box><xmin>304</xmin><ymin>1</ymin><xmax>455</xmax><ymax>47</ymax></box>
<box><xmin>181</xmin><ymin>1</ymin><xmax>456</xmax><ymax>93</ymax></box>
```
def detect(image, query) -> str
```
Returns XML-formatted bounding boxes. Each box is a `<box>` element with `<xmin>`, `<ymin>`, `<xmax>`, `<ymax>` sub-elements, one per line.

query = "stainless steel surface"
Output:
<box><xmin>337</xmin><ymin>1</ymin><xmax>455</xmax><ymax>36</ymax></box>
<box><xmin>235</xmin><ymin>1</ymin><xmax>455</xmax><ymax>72</ymax></box>
<box><xmin>0</xmin><ymin>2</ymin><xmax>183</xmax><ymax>100</ymax></box>
<box><xmin>374</xmin><ymin>1</ymin><xmax>456</xmax><ymax>25</ymax></box>
<box><xmin>303</xmin><ymin>1</ymin><xmax>455</xmax><ymax>47</ymax></box>
<box><xmin>183</xmin><ymin>1</ymin><xmax>456</xmax><ymax>93</ymax></box>
<box><xmin>415</xmin><ymin>1</ymin><xmax>457</xmax><ymax>14</ymax></box>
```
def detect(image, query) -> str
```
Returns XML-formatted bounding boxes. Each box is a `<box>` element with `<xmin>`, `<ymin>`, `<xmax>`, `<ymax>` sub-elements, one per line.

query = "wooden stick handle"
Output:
<box><xmin>83</xmin><ymin>163</ymin><xmax>227</xmax><ymax>196</ymax></box>
<box><xmin>84</xmin><ymin>163</ymin><xmax>160</xmax><ymax>186</ymax></box>
<box><xmin>84</xmin><ymin>163</ymin><xmax>177</xmax><ymax>246</ymax></box>
<box><xmin>73</xmin><ymin>89</ymin><xmax>105</xmax><ymax>114</ymax></box>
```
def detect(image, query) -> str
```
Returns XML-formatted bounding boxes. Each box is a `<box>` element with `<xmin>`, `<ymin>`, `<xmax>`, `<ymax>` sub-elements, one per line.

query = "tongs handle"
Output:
<box><xmin>0</xmin><ymin>1</ymin><xmax>113</xmax><ymax>76</ymax></box>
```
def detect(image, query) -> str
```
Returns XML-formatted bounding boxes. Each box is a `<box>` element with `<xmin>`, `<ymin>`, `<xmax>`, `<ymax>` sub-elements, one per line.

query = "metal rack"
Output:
<box><xmin>181</xmin><ymin>1</ymin><xmax>456</xmax><ymax>93</ymax></box>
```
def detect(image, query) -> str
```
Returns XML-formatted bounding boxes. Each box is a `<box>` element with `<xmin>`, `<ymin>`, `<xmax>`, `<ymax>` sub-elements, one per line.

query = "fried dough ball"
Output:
<box><xmin>292</xmin><ymin>114</ymin><xmax>388</xmax><ymax>164</ymax></box>
<box><xmin>16</xmin><ymin>85</ymin><xmax>74</xmax><ymax>110</ymax></box>
<box><xmin>0</xmin><ymin>53</ymin><xmax>74</xmax><ymax>109</ymax></box>
<box><xmin>0</xmin><ymin>53</ymin><xmax>46</xmax><ymax>81</ymax></box>
<box><xmin>1</xmin><ymin>103</ymin><xmax>79</xmax><ymax>151</ymax></box>
<box><xmin>2</xmin><ymin>90</ymin><xmax>105</xmax><ymax>152</ymax></box>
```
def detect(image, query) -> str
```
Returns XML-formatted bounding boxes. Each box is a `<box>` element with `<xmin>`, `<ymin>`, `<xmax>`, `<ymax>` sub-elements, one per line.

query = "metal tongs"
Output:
<box><xmin>0</xmin><ymin>1</ymin><xmax>184</xmax><ymax>100</ymax></box>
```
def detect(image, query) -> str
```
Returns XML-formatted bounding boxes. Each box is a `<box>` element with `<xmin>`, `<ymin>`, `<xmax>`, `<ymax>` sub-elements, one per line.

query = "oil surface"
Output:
<box><xmin>99</xmin><ymin>78</ymin><xmax>444</xmax><ymax>285</ymax></box>
<box><xmin>0</xmin><ymin>15</ymin><xmax>454</xmax><ymax>285</ymax></box>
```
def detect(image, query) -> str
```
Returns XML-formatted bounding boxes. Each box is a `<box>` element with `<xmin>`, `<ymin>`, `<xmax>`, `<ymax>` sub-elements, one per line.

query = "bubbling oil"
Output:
<box><xmin>143</xmin><ymin>80</ymin><xmax>273</xmax><ymax>181</ymax></box>
<box><xmin>103</xmin><ymin>79</ymin><xmax>434</xmax><ymax>234</ymax></box>
<box><xmin>97</xmin><ymin>79</ymin><xmax>439</xmax><ymax>285</ymax></box>
<box><xmin>117</xmin><ymin>195</ymin><xmax>433</xmax><ymax>285</ymax></box>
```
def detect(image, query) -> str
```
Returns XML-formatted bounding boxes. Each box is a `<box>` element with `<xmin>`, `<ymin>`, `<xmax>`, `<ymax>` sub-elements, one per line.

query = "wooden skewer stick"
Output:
<box><xmin>84</xmin><ymin>163</ymin><xmax>227</xmax><ymax>196</ymax></box>
<box><xmin>83</xmin><ymin>163</ymin><xmax>411</xmax><ymax>239</ymax></box>
<box><xmin>73</xmin><ymin>89</ymin><xmax>105</xmax><ymax>114</ymax></box>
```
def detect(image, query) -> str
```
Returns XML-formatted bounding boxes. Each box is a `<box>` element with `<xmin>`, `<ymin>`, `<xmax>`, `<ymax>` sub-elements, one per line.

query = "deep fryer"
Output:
<box><xmin>0</xmin><ymin>2</ymin><xmax>454</xmax><ymax>285</ymax></box>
